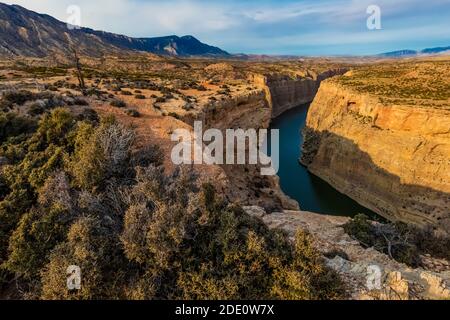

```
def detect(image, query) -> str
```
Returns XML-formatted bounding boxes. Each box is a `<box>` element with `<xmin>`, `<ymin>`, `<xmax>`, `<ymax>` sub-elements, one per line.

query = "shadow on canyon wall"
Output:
<box><xmin>301</xmin><ymin>127</ymin><xmax>450</xmax><ymax>234</ymax></box>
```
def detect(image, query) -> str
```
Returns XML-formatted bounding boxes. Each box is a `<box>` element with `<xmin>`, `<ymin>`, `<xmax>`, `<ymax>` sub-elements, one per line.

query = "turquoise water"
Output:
<box><xmin>269</xmin><ymin>104</ymin><xmax>379</xmax><ymax>218</ymax></box>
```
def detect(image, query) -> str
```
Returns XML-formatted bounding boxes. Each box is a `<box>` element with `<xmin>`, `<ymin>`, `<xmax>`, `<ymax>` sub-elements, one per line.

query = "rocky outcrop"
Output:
<box><xmin>251</xmin><ymin>69</ymin><xmax>348</xmax><ymax>118</ymax></box>
<box><xmin>244</xmin><ymin>206</ymin><xmax>450</xmax><ymax>300</ymax></box>
<box><xmin>301</xmin><ymin>81</ymin><xmax>450</xmax><ymax>234</ymax></box>
<box><xmin>182</xmin><ymin>89</ymin><xmax>272</xmax><ymax>130</ymax></box>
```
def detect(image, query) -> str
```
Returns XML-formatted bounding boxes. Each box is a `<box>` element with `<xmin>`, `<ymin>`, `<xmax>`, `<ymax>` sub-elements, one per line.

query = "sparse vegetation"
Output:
<box><xmin>121</xmin><ymin>90</ymin><xmax>132</xmax><ymax>96</ymax></box>
<box><xmin>344</xmin><ymin>214</ymin><xmax>450</xmax><ymax>267</ymax></box>
<box><xmin>168</xmin><ymin>112</ymin><xmax>180</xmax><ymax>119</ymax></box>
<box><xmin>110</xmin><ymin>99</ymin><xmax>127</xmax><ymax>108</ymax></box>
<box><xmin>335</xmin><ymin>60</ymin><xmax>450</xmax><ymax>109</ymax></box>
<box><xmin>1</xmin><ymin>47</ymin><xmax>448</xmax><ymax>301</ymax></box>
<box><xmin>0</xmin><ymin>107</ymin><xmax>346</xmax><ymax>300</ymax></box>
<box><xmin>125</xmin><ymin>109</ymin><xmax>140</xmax><ymax>117</ymax></box>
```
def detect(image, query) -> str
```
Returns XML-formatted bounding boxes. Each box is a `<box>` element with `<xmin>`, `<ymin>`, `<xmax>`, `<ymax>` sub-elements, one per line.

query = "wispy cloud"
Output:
<box><xmin>2</xmin><ymin>0</ymin><xmax>450</xmax><ymax>55</ymax></box>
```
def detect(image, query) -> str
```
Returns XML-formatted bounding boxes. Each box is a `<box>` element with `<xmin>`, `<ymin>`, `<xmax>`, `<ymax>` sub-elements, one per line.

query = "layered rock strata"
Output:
<box><xmin>251</xmin><ymin>69</ymin><xmax>348</xmax><ymax>118</ymax></box>
<box><xmin>301</xmin><ymin>80</ymin><xmax>450</xmax><ymax>234</ymax></box>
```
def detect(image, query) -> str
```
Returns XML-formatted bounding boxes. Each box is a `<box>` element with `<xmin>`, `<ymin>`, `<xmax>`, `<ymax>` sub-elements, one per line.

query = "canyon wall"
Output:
<box><xmin>200</xmin><ymin>68</ymin><xmax>347</xmax><ymax>211</ymax></box>
<box><xmin>182</xmin><ymin>89</ymin><xmax>299</xmax><ymax>212</ymax></box>
<box><xmin>301</xmin><ymin>81</ymin><xmax>450</xmax><ymax>234</ymax></box>
<box><xmin>182</xmin><ymin>89</ymin><xmax>272</xmax><ymax>130</ymax></box>
<box><xmin>251</xmin><ymin>69</ymin><xmax>348</xmax><ymax>118</ymax></box>
<box><xmin>179</xmin><ymin>69</ymin><xmax>350</xmax><ymax>212</ymax></box>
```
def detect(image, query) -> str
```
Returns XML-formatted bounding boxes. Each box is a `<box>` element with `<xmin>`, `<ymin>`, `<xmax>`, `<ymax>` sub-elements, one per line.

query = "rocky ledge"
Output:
<box><xmin>244</xmin><ymin>206</ymin><xmax>450</xmax><ymax>300</ymax></box>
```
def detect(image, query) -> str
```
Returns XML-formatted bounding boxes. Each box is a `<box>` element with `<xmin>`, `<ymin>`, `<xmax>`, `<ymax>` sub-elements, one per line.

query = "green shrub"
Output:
<box><xmin>0</xmin><ymin>110</ymin><xmax>346</xmax><ymax>300</ymax></box>
<box><xmin>1</xmin><ymin>90</ymin><xmax>34</xmax><ymax>106</ymax></box>
<box><xmin>4</xmin><ymin>205</ymin><xmax>71</xmax><ymax>280</ymax></box>
<box><xmin>28</xmin><ymin>103</ymin><xmax>45</xmax><ymax>116</ymax></box>
<box><xmin>168</xmin><ymin>112</ymin><xmax>180</xmax><ymax>119</ymax></box>
<box><xmin>110</xmin><ymin>99</ymin><xmax>126</xmax><ymax>108</ymax></box>
<box><xmin>0</xmin><ymin>112</ymin><xmax>37</xmax><ymax>143</ymax></box>
<box><xmin>121</xmin><ymin>175</ymin><xmax>346</xmax><ymax>300</ymax></box>
<box><xmin>343</xmin><ymin>214</ymin><xmax>374</xmax><ymax>246</ymax></box>
<box><xmin>125</xmin><ymin>109</ymin><xmax>140</xmax><ymax>117</ymax></box>
<box><xmin>67</xmin><ymin>121</ymin><xmax>134</xmax><ymax>190</ymax></box>
<box><xmin>37</xmin><ymin>108</ymin><xmax>75</xmax><ymax>146</ymax></box>
<box><xmin>40</xmin><ymin>216</ymin><xmax>126</xmax><ymax>299</ymax></box>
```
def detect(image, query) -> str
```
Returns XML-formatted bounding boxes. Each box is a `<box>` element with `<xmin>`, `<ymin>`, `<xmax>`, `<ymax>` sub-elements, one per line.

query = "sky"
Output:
<box><xmin>3</xmin><ymin>0</ymin><xmax>450</xmax><ymax>55</ymax></box>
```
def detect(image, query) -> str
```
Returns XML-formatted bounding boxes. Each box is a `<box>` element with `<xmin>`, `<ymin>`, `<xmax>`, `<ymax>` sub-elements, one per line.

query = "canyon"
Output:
<box><xmin>176</xmin><ymin>65</ymin><xmax>349</xmax><ymax>212</ymax></box>
<box><xmin>301</xmin><ymin>60</ymin><xmax>450</xmax><ymax>235</ymax></box>
<box><xmin>82</xmin><ymin>56</ymin><xmax>449</xmax><ymax>238</ymax></box>
<box><xmin>1</xmin><ymin>55</ymin><xmax>448</xmax><ymax>300</ymax></box>
<box><xmin>203</xmin><ymin>59</ymin><xmax>450</xmax><ymax>299</ymax></box>
<box><xmin>250</xmin><ymin>68</ymin><xmax>348</xmax><ymax>118</ymax></box>
<box><xmin>0</xmin><ymin>1</ymin><xmax>449</xmax><ymax>302</ymax></box>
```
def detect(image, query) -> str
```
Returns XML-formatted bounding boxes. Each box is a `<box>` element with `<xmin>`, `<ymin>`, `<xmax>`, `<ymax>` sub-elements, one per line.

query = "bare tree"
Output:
<box><xmin>71</xmin><ymin>46</ymin><xmax>86</xmax><ymax>92</ymax></box>
<box><xmin>374</xmin><ymin>224</ymin><xmax>413</xmax><ymax>260</ymax></box>
<box><xmin>65</xmin><ymin>34</ymin><xmax>86</xmax><ymax>93</ymax></box>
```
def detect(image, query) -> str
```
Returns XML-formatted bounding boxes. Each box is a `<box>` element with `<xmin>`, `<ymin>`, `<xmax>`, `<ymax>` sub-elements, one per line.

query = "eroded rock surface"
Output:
<box><xmin>301</xmin><ymin>71</ymin><xmax>450</xmax><ymax>234</ymax></box>
<box><xmin>244</xmin><ymin>207</ymin><xmax>450</xmax><ymax>300</ymax></box>
<box><xmin>251</xmin><ymin>69</ymin><xmax>348</xmax><ymax>118</ymax></box>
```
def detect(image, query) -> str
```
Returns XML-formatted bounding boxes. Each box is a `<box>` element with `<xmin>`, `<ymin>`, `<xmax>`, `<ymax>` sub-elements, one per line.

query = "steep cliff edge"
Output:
<box><xmin>244</xmin><ymin>206</ymin><xmax>450</xmax><ymax>300</ymax></box>
<box><xmin>251</xmin><ymin>68</ymin><xmax>348</xmax><ymax>118</ymax></box>
<box><xmin>173</xmin><ymin>65</ymin><xmax>349</xmax><ymax>212</ymax></box>
<box><xmin>178</xmin><ymin>67</ymin><xmax>349</xmax><ymax>211</ymax></box>
<box><xmin>301</xmin><ymin>62</ymin><xmax>450</xmax><ymax>234</ymax></box>
<box><xmin>181</xmin><ymin>89</ymin><xmax>299</xmax><ymax>211</ymax></box>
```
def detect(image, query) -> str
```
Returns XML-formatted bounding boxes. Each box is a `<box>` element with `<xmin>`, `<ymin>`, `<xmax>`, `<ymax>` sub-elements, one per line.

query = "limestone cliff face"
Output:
<box><xmin>251</xmin><ymin>69</ymin><xmax>348</xmax><ymax>118</ymax></box>
<box><xmin>181</xmin><ymin>89</ymin><xmax>299</xmax><ymax>212</ymax></box>
<box><xmin>301</xmin><ymin>81</ymin><xmax>450</xmax><ymax>234</ymax></box>
<box><xmin>182</xmin><ymin>89</ymin><xmax>271</xmax><ymax>130</ymax></box>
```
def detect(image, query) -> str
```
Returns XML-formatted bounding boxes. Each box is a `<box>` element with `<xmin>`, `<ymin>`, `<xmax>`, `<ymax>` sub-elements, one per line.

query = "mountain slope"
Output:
<box><xmin>0</xmin><ymin>3</ymin><xmax>229</xmax><ymax>58</ymax></box>
<box><xmin>378</xmin><ymin>50</ymin><xmax>418</xmax><ymax>57</ymax></box>
<box><xmin>421</xmin><ymin>46</ymin><xmax>450</xmax><ymax>54</ymax></box>
<box><xmin>379</xmin><ymin>46</ymin><xmax>450</xmax><ymax>57</ymax></box>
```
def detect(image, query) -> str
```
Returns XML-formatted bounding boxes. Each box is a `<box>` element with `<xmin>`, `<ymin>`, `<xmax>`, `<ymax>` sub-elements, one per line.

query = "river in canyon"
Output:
<box><xmin>269</xmin><ymin>104</ymin><xmax>379</xmax><ymax>218</ymax></box>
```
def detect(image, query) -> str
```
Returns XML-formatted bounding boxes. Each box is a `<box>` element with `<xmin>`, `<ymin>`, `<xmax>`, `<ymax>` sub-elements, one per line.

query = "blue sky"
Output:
<box><xmin>3</xmin><ymin>0</ymin><xmax>450</xmax><ymax>55</ymax></box>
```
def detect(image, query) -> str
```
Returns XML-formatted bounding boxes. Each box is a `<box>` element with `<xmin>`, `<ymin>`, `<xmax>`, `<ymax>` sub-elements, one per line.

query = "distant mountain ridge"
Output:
<box><xmin>0</xmin><ymin>3</ymin><xmax>229</xmax><ymax>58</ymax></box>
<box><xmin>379</xmin><ymin>46</ymin><xmax>450</xmax><ymax>57</ymax></box>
